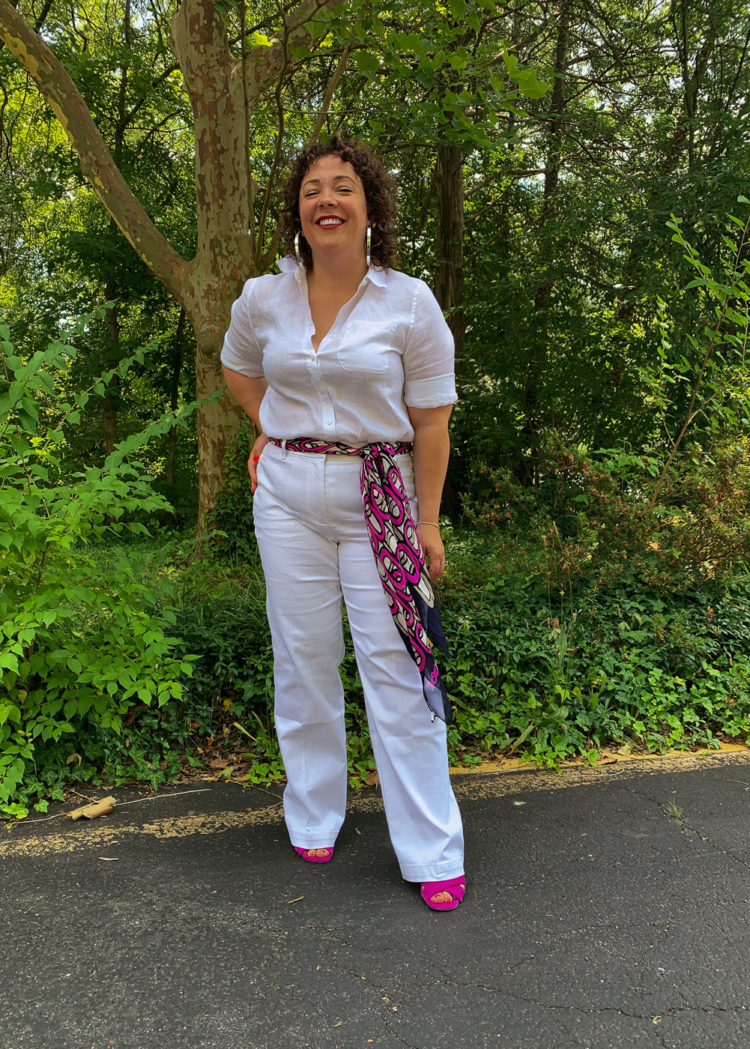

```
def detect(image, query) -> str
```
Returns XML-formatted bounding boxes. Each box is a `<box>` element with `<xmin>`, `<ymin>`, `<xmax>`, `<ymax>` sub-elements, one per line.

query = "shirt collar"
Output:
<box><xmin>365</xmin><ymin>265</ymin><xmax>387</xmax><ymax>287</ymax></box>
<box><xmin>278</xmin><ymin>255</ymin><xmax>299</xmax><ymax>274</ymax></box>
<box><xmin>277</xmin><ymin>255</ymin><xmax>388</xmax><ymax>288</ymax></box>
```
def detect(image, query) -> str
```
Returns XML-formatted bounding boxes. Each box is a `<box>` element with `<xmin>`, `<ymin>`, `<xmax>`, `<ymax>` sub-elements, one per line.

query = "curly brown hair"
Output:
<box><xmin>281</xmin><ymin>137</ymin><xmax>399</xmax><ymax>271</ymax></box>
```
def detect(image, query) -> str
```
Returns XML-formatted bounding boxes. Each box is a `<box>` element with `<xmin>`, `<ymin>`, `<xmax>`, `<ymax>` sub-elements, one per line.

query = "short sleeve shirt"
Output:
<box><xmin>220</xmin><ymin>257</ymin><xmax>457</xmax><ymax>444</ymax></box>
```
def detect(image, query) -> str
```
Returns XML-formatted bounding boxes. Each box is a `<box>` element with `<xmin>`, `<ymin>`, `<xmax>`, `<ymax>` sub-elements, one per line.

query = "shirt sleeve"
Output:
<box><xmin>220</xmin><ymin>279</ymin><xmax>265</xmax><ymax>378</ymax></box>
<box><xmin>402</xmin><ymin>279</ymin><xmax>458</xmax><ymax>408</ymax></box>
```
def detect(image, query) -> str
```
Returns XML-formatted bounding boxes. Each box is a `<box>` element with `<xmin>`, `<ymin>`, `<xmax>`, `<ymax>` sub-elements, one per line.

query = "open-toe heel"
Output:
<box><xmin>294</xmin><ymin>846</ymin><xmax>334</xmax><ymax>864</ymax></box>
<box><xmin>420</xmin><ymin>876</ymin><xmax>466</xmax><ymax>911</ymax></box>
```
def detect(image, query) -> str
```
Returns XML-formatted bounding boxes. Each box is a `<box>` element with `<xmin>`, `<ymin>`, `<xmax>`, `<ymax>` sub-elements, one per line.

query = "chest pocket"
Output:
<box><xmin>336</xmin><ymin>320</ymin><xmax>394</xmax><ymax>374</ymax></box>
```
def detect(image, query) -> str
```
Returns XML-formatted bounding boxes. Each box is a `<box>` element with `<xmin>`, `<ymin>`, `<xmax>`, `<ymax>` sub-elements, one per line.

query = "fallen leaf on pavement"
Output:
<box><xmin>65</xmin><ymin>797</ymin><xmax>117</xmax><ymax>821</ymax></box>
<box><xmin>597</xmin><ymin>752</ymin><xmax>618</xmax><ymax>765</ymax></box>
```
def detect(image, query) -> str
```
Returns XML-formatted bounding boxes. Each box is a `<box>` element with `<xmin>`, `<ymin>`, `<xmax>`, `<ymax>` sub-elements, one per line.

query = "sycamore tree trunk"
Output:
<box><xmin>169</xmin><ymin>0</ymin><xmax>252</xmax><ymax>535</ymax></box>
<box><xmin>0</xmin><ymin>0</ymin><xmax>339</xmax><ymax>536</ymax></box>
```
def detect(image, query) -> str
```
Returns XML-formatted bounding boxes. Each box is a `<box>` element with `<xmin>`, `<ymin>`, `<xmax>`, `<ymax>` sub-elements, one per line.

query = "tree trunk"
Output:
<box><xmin>434</xmin><ymin>142</ymin><xmax>465</xmax><ymax>361</ymax></box>
<box><xmin>170</xmin><ymin>0</ymin><xmax>254</xmax><ymax>536</ymax></box>
<box><xmin>0</xmin><ymin>0</ymin><xmax>341</xmax><ymax>536</ymax></box>
<box><xmin>519</xmin><ymin>0</ymin><xmax>571</xmax><ymax>486</ymax></box>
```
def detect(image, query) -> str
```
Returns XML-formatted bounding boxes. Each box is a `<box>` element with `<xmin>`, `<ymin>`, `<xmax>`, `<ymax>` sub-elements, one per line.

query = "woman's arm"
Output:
<box><xmin>407</xmin><ymin>403</ymin><xmax>452</xmax><ymax>580</ymax></box>
<box><xmin>222</xmin><ymin>365</ymin><xmax>268</xmax><ymax>492</ymax></box>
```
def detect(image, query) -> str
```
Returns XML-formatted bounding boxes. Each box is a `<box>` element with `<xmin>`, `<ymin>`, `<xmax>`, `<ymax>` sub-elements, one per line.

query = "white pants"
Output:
<box><xmin>253</xmin><ymin>440</ymin><xmax>464</xmax><ymax>882</ymax></box>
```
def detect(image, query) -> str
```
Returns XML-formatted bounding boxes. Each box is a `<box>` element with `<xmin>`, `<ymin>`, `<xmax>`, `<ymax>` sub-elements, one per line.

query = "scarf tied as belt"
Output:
<box><xmin>266</xmin><ymin>437</ymin><xmax>452</xmax><ymax>724</ymax></box>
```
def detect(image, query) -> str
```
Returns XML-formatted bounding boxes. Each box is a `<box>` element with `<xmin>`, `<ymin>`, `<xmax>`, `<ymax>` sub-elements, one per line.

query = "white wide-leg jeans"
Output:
<box><xmin>252</xmin><ymin>440</ymin><xmax>464</xmax><ymax>882</ymax></box>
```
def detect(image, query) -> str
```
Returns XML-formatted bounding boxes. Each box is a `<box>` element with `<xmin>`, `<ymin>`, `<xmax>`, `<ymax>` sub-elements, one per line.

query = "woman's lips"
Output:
<box><xmin>316</xmin><ymin>216</ymin><xmax>344</xmax><ymax>227</ymax></box>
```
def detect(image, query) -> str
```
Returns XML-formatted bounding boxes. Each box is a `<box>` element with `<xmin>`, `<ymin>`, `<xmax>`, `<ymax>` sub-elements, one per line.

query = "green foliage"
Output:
<box><xmin>337</xmin><ymin>0</ymin><xmax>551</xmax><ymax>149</ymax></box>
<box><xmin>205</xmin><ymin>420</ymin><xmax>257</xmax><ymax>561</ymax></box>
<box><xmin>440</xmin><ymin>538</ymin><xmax>750</xmax><ymax>769</ymax></box>
<box><xmin>460</xmin><ymin>433</ymin><xmax>750</xmax><ymax>593</ymax></box>
<box><xmin>156</xmin><ymin>523</ymin><xmax>750</xmax><ymax>791</ymax></box>
<box><xmin>0</xmin><ymin>318</ymin><xmax>196</xmax><ymax>817</ymax></box>
<box><xmin>2</xmin><ymin>0</ymin><xmax>750</xmax><ymax>810</ymax></box>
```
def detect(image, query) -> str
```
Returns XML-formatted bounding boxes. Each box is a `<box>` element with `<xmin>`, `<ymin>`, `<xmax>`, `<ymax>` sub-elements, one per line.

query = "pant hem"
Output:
<box><xmin>400</xmin><ymin>863</ymin><xmax>465</xmax><ymax>883</ymax></box>
<box><xmin>289</xmin><ymin>835</ymin><xmax>339</xmax><ymax>849</ymax></box>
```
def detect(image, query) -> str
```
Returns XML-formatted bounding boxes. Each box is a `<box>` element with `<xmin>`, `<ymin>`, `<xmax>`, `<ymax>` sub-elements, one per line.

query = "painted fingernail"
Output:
<box><xmin>253</xmin><ymin>454</ymin><xmax>260</xmax><ymax>461</ymax></box>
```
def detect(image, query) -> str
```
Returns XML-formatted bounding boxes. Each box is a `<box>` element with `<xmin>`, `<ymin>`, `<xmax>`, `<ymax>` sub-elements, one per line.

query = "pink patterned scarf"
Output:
<box><xmin>266</xmin><ymin>437</ymin><xmax>452</xmax><ymax>723</ymax></box>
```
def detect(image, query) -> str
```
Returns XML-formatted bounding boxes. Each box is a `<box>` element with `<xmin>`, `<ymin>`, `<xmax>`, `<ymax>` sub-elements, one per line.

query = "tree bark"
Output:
<box><xmin>170</xmin><ymin>0</ymin><xmax>253</xmax><ymax>535</ymax></box>
<box><xmin>0</xmin><ymin>0</ymin><xmax>341</xmax><ymax>536</ymax></box>
<box><xmin>434</xmin><ymin>142</ymin><xmax>465</xmax><ymax>362</ymax></box>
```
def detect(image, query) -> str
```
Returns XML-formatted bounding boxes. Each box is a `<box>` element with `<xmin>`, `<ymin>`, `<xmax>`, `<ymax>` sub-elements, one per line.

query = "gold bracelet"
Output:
<box><xmin>417</xmin><ymin>521</ymin><xmax>441</xmax><ymax>528</ymax></box>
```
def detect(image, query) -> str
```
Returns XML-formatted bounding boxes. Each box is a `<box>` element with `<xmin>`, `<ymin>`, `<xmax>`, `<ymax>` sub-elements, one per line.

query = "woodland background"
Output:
<box><xmin>1</xmin><ymin>0</ymin><xmax>749</xmax><ymax>818</ymax></box>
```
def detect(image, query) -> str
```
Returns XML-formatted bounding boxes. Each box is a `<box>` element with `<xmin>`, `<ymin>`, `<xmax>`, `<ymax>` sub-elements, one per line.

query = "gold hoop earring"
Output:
<box><xmin>366</xmin><ymin>225</ymin><xmax>372</xmax><ymax>267</ymax></box>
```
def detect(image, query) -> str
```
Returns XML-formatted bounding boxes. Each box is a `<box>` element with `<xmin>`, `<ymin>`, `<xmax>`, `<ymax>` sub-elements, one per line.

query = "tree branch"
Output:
<box><xmin>307</xmin><ymin>44</ymin><xmax>351</xmax><ymax>146</ymax></box>
<box><xmin>0</xmin><ymin>0</ymin><xmax>188</xmax><ymax>302</ymax></box>
<box><xmin>241</xmin><ymin>0</ymin><xmax>342</xmax><ymax>107</ymax></box>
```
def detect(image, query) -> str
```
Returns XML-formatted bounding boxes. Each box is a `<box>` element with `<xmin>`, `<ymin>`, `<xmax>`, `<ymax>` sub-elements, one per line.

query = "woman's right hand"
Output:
<box><xmin>248</xmin><ymin>433</ymin><xmax>270</xmax><ymax>493</ymax></box>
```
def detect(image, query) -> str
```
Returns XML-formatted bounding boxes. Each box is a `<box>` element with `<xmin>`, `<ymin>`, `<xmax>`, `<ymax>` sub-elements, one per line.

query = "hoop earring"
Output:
<box><xmin>366</xmin><ymin>225</ymin><xmax>372</xmax><ymax>267</ymax></box>
<box><xmin>294</xmin><ymin>231</ymin><xmax>302</xmax><ymax>265</ymax></box>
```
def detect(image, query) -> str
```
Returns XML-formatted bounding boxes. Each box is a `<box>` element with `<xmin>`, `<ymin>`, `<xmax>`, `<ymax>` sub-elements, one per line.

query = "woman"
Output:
<box><xmin>221</xmin><ymin>138</ymin><xmax>465</xmax><ymax>910</ymax></box>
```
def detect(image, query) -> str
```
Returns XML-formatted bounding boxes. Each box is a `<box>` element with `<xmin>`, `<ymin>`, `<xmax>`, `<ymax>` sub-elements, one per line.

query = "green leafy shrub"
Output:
<box><xmin>166</xmin><ymin>524</ymin><xmax>750</xmax><ymax>783</ymax></box>
<box><xmin>205</xmin><ymin>420</ymin><xmax>258</xmax><ymax>562</ymax></box>
<box><xmin>458</xmin><ymin>432</ymin><xmax>750</xmax><ymax>593</ymax></box>
<box><xmin>440</xmin><ymin>530</ymin><xmax>750</xmax><ymax>768</ymax></box>
<box><xmin>0</xmin><ymin>319</ymin><xmax>196</xmax><ymax>817</ymax></box>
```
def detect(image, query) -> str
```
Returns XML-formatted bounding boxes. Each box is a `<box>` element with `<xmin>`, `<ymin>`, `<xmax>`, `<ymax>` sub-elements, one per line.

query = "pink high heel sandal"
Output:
<box><xmin>420</xmin><ymin>876</ymin><xmax>466</xmax><ymax>911</ymax></box>
<box><xmin>294</xmin><ymin>846</ymin><xmax>334</xmax><ymax>864</ymax></box>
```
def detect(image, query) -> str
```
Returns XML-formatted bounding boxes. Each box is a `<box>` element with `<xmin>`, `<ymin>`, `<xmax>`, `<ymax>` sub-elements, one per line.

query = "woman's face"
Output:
<box><xmin>298</xmin><ymin>154</ymin><xmax>370</xmax><ymax>266</ymax></box>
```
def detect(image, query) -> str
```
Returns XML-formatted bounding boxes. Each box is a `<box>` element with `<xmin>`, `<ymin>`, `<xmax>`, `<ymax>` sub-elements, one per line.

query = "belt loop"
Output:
<box><xmin>281</xmin><ymin>438</ymin><xmax>288</xmax><ymax>460</ymax></box>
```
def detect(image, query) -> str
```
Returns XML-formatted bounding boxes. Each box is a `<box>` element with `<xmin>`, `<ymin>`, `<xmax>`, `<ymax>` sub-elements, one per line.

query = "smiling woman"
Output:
<box><xmin>297</xmin><ymin>156</ymin><xmax>370</xmax><ymax>272</ymax></box>
<box><xmin>281</xmin><ymin>137</ymin><xmax>400</xmax><ymax>272</ymax></box>
<box><xmin>220</xmin><ymin>137</ymin><xmax>466</xmax><ymax>911</ymax></box>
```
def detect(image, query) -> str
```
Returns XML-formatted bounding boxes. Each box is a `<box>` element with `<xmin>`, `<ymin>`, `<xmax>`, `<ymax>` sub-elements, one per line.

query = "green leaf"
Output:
<box><xmin>355</xmin><ymin>50</ymin><xmax>380</xmax><ymax>75</ymax></box>
<box><xmin>249</xmin><ymin>31</ymin><xmax>274</xmax><ymax>48</ymax></box>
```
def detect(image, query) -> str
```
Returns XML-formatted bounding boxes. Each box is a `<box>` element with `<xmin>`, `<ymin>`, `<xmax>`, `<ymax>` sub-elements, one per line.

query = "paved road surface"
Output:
<box><xmin>2</xmin><ymin>751</ymin><xmax>750</xmax><ymax>1049</ymax></box>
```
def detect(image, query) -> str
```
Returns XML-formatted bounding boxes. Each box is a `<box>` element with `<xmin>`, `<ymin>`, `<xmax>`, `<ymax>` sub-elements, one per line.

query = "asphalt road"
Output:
<box><xmin>2</xmin><ymin>751</ymin><xmax>750</xmax><ymax>1049</ymax></box>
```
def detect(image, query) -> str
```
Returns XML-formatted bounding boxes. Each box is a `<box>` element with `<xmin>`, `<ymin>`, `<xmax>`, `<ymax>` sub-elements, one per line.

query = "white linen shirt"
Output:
<box><xmin>220</xmin><ymin>257</ymin><xmax>457</xmax><ymax>445</ymax></box>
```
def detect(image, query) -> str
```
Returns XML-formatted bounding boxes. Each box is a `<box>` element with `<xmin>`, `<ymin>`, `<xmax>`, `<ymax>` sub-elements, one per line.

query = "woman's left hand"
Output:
<box><xmin>417</xmin><ymin>523</ymin><xmax>446</xmax><ymax>580</ymax></box>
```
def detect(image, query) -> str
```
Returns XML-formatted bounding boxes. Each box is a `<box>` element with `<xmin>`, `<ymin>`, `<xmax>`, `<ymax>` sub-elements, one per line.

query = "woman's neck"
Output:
<box><xmin>306</xmin><ymin>254</ymin><xmax>368</xmax><ymax>296</ymax></box>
